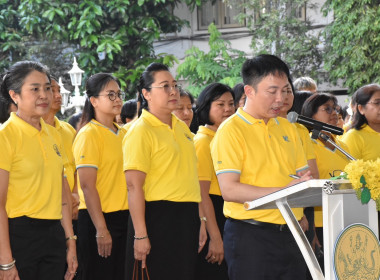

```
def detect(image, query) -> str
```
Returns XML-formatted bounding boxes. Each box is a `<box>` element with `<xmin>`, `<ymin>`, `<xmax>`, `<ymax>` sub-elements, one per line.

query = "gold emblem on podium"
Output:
<box><xmin>334</xmin><ymin>223</ymin><xmax>380</xmax><ymax>280</ymax></box>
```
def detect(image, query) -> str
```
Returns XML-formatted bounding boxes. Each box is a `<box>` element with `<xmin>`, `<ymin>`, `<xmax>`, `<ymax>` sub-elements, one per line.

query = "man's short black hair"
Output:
<box><xmin>241</xmin><ymin>54</ymin><xmax>290</xmax><ymax>90</ymax></box>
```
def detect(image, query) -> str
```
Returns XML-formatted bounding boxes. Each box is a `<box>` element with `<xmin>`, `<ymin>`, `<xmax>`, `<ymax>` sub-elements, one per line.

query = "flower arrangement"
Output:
<box><xmin>344</xmin><ymin>158</ymin><xmax>380</xmax><ymax>210</ymax></box>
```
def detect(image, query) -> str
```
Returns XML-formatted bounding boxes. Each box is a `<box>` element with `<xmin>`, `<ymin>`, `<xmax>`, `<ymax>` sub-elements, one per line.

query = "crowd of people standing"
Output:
<box><xmin>0</xmin><ymin>54</ymin><xmax>379</xmax><ymax>280</ymax></box>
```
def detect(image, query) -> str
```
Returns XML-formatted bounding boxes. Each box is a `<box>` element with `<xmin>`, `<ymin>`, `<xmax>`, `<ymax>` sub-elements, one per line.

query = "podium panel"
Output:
<box><xmin>323</xmin><ymin>191</ymin><xmax>378</xmax><ymax>280</ymax></box>
<box><xmin>244</xmin><ymin>179</ymin><xmax>379</xmax><ymax>280</ymax></box>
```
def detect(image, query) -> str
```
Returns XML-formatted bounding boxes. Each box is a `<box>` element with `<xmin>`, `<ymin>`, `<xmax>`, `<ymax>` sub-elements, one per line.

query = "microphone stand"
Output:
<box><xmin>311</xmin><ymin>129</ymin><xmax>356</xmax><ymax>161</ymax></box>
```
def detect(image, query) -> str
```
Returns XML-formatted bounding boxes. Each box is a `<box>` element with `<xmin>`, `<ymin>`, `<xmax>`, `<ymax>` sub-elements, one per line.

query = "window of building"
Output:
<box><xmin>254</xmin><ymin>0</ymin><xmax>306</xmax><ymax>23</ymax></box>
<box><xmin>286</xmin><ymin>1</ymin><xmax>306</xmax><ymax>21</ymax></box>
<box><xmin>198</xmin><ymin>0</ymin><xmax>245</xmax><ymax>30</ymax></box>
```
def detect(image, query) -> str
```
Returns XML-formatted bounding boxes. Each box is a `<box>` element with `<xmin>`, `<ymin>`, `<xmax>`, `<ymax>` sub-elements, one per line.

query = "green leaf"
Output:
<box><xmin>55</xmin><ymin>9</ymin><xmax>64</xmax><ymax>17</ymax></box>
<box><xmin>93</xmin><ymin>5</ymin><xmax>103</xmax><ymax>16</ymax></box>
<box><xmin>361</xmin><ymin>187</ymin><xmax>371</xmax><ymax>204</ymax></box>
<box><xmin>48</xmin><ymin>11</ymin><xmax>55</xmax><ymax>21</ymax></box>
<box><xmin>80</xmin><ymin>38</ymin><xmax>86</xmax><ymax>47</ymax></box>
<box><xmin>360</xmin><ymin>175</ymin><xmax>366</xmax><ymax>185</ymax></box>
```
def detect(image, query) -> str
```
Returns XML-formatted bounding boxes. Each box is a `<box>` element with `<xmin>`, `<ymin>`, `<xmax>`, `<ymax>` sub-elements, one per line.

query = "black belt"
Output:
<box><xmin>234</xmin><ymin>218</ymin><xmax>290</xmax><ymax>232</ymax></box>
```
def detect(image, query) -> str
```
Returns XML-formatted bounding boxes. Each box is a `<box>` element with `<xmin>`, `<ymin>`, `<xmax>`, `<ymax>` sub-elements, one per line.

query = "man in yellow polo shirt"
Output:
<box><xmin>211</xmin><ymin>54</ymin><xmax>312</xmax><ymax>280</ymax></box>
<box><xmin>43</xmin><ymin>78</ymin><xmax>78</xmax><ymax>203</ymax></box>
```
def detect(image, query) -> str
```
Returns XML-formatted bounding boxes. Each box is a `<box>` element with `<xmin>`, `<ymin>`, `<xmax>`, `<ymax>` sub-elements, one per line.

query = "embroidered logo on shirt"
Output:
<box><xmin>80</xmin><ymin>155</ymin><xmax>85</xmax><ymax>159</ymax></box>
<box><xmin>184</xmin><ymin>133</ymin><xmax>192</xmax><ymax>141</ymax></box>
<box><xmin>53</xmin><ymin>144</ymin><xmax>61</xmax><ymax>157</ymax></box>
<box><xmin>217</xmin><ymin>161</ymin><xmax>222</xmax><ymax>164</ymax></box>
<box><xmin>282</xmin><ymin>135</ymin><xmax>290</xmax><ymax>142</ymax></box>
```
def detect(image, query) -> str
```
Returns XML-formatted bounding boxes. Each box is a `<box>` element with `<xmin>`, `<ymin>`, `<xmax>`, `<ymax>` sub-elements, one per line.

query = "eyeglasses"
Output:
<box><xmin>329</xmin><ymin>170</ymin><xmax>344</xmax><ymax>178</ymax></box>
<box><xmin>98</xmin><ymin>91</ymin><xmax>125</xmax><ymax>101</ymax></box>
<box><xmin>367</xmin><ymin>101</ymin><xmax>380</xmax><ymax>107</ymax></box>
<box><xmin>149</xmin><ymin>84</ymin><xmax>181</xmax><ymax>94</ymax></box>
<box><xmin>320</xmin><ymin>106</ymin><xmax>339</xmax><ymax>114</ymax></box>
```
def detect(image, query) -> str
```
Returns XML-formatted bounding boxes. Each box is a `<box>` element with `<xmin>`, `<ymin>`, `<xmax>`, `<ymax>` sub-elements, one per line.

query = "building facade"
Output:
<box><xmin>153</xmin><ymin>0</ymin><xmax>349</xmax><ymax>104</ymax></box>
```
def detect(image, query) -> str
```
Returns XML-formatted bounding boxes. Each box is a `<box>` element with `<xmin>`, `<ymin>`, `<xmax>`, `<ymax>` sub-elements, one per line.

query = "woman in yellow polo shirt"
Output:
<box><xmin>0</xmin><ymin>61</ymin><xmax>77</xmax><ymax>280</ymax></box>
<box><xmin>301</xmin><ymin>93</ymin><xmax>350</xmax><ymax>181</ymax></box>
<box><xmin>173</xmin><ymin>88</ymin><xmax>195</xmax><ymax>129</ymax></box>
<box><xmin>341</xmin><ymin>84</ymin><xmax>380</xmax><ymax>161</ymax></box>
<box><xmin>73</xmin><ymin>73</ymin><xmax>128</xmax><ymax>280</ymax></box>
<box><xmin>194</xmin><ymin>82</ymin><xmax>235</xmax><ymax>280</ymax></box>
<box><xmin>123</xmin><ymin>63</ymin><xmax>201</xmax><ymax>280</ymax></box>
<box><xmin>301</xmin><ymin>93</ymin><xmax>351</xmax><ymax>269</ymax></box>
<box><xmin>341</xmin><ymin>84</ymin><xmax>380</xmax><ymax>236</ymax></box>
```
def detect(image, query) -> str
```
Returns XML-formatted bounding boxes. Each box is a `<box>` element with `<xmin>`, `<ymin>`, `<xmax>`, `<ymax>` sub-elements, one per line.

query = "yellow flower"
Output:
<box><xmin>344</xmin><ymin>159</ymin><xmax>380</xmax><ymax>202</ymax></box>
<box><xmin>365</xmin><ymin>159</ymin><xmax>380</xmax><ymax>200</ymax></box>
<box><xmin>344</xmin><ymin>159</ymin><xmax>365</xmax><ymax>190</ymax></box>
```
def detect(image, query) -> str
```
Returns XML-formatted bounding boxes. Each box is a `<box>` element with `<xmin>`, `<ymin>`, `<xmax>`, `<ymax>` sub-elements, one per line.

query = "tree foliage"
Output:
<box><xmin>176</xmin><ymin>23</ymin><xmax>246</xmax><ymax>96</ymax></box>
<box><xmin>239</xmin><ymin>0</ymin><xmax>322</xmax><ymax>81</ymax></box>
<box><xmin>0</xmin><ymin>0</ymin><xmax>199</xmax><ymax>98</ymax></box>
<box><xmin>322</xmin><ymin>0</ymin><xmax>380</xmax><ymax>92</ymax></box>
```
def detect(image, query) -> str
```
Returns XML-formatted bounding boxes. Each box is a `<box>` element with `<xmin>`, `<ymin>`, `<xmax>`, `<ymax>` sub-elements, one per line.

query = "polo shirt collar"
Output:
<box><xmin>197</xmin><ymin>125</ymin><xmax>215</xmax><ymax>137</ymax></box>
<box><xmin>141</xmin><ymin>109</ymin><xmax>178</xmax><ymax>128</ymax></box>
<box><xmin>54</xmin><ymin>116</ymin><xmax>62</xmax><ymax>130</ymax></box>
<box><xmin>362</xmin><ymin>124</ymin><xmax>379</xmax><ymax>134</ymax></box>
<box><xmin>90</xmin><ymin>119</ymin><xmax>121</xmax><ymax>135</ymax></box>
<box><xmin>236</xmin><ymin>108</ymin><xmax>279</xmax><ymax>126</ymax></box>
<box><xmin>10</xmin><ymin>112</ymin><xmax>48</xmax><ymax>137</ymax></box>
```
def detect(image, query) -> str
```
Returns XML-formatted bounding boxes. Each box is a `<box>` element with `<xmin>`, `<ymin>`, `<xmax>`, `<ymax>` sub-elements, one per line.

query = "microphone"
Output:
<box><xmin>287</xmin><ymin>111</ymin><xmax>344</xmax><ymax>135</ymax></box>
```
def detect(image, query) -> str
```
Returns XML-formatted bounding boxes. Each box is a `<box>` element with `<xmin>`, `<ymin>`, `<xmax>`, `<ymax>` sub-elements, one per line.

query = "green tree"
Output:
<box><xmin>239</xmin><ymin>0</ymin><xmax>322</xmax><ymax>80</ymax></box>
<box><xmin>322</xmin><ymin>0</ymin><xmax>380</xmax><ymax>92</ymax></box>
<box><xmin>176</xmin><ymin>23</ymin><xmax>246</xmax><ymax>96</ymax></box>
<box><xmin>0</xmin><ymin>0</ymin><xmax>199</xmax><ymax>98</ymax></box>
<box><xmin>0</xmin><ymin>1</ymin><xmax>28</xmax><ymax>68</ymax></box>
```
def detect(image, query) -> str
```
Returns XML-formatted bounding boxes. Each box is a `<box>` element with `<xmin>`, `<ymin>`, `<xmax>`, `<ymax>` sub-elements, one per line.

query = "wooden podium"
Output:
<box><xmin>244</xmin><ymin>179</ymin><xmax>378</xmax><ymax>280</ymax></box>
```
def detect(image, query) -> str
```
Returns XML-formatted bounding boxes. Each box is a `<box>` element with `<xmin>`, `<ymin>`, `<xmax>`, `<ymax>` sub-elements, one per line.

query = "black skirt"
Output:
<box><xmin>126</xmin><ymin>201</ymin><xmax>199</xmax><ymax>280</ymax></box>
<box><xmin>196</xmin><ymin>194</ymin><xmax>229</xmax><ymax>280</ymax></box>
<box><xmin>77</xmin><ymin>209</ymin><xmax>129</xmax><ymax>280</ymax></box>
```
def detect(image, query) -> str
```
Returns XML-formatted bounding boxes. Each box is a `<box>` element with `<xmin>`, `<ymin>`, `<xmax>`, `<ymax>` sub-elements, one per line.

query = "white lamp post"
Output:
<box><xmin>68</xmin><ymin>57</ymin><xmax>85</xmax><ymax>113</ymax></box>
<box><xmin>58</xmin><ymin>77</ymin><xmax>71</xmax><ymax>114</ymax></box>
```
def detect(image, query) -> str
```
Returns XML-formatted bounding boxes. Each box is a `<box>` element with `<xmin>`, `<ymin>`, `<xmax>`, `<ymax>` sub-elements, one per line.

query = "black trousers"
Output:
<box><xmin>77</xmin><ymin>209</ymin><xmax>129</xmax><ymax>280</ymax></box>
<box><xmin>196</xmin><ymin>195</ymin><xmax>229</xmax><ymax>280</ymax></box>
<box><xmin>8</xmin><ymin>216</ymin><xmax>66</xmax><ymax>280</ymax></box>
<box><xmin>224</xmin><ymin>218</ymin><xmax>307</xmax><ymax>280</ymax></box>
<box><xmin>126</xmin><ymin>201</ymin><xmax>199</xmax><ymax>280</ymax></box>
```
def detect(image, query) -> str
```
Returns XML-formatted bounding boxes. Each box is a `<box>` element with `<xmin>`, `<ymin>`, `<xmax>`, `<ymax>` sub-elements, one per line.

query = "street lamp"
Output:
<box><xmin>68</xmin><ymin>57</ymin><xmax>85</xmax><ymax>113</ymax></box>
<box><xmin>58</xmin><ymin>77</ymin><xmax>71</xmax><ymax>114</ymax></box>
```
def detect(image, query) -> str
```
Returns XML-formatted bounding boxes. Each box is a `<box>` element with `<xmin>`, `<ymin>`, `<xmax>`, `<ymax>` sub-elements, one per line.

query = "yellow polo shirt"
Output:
<box><xmin>211</xmin><ymin>108</ymin><xmax>308</xmax><ymax>224</ymax></box>
<box><xmin>54</xmin><ymin>117</ymin><xmax>76</xmax><ymax>191</ymax></box>
<box><xmin>123</xmin><ymin>109</ymin><xmax>201</xmax><ymax>202</ymax></box>
<box><xmin>73</xmin><ymin>120</ymin><xmax>128</xmax><ymax>212</ymax></box>
<box><xmin>122</xmin><ymin>119</ymin><xmax>137</xmax><ymax>134</ymax></box>
<box><xmin>194</xmin><ymin>126</ymin><xmax>221</xmax><ymax>196</ymax></box>
<box><xmin>0</xmin><ymin>113</ymin><xmax>64</xmax><ymax>219</ymax></box>
<box><xmin>341</xmin><ymin>124</ymin><xmax>380</xmax><ymax>161</ymax></box>
<box><xmin>294</xmin><ymin>123</ymin><xmax>315</xmax><ymax>160</ymax></box>
<box><xmin>312</xmin><ymin>136</ymin><xmax>350</xmax><ymax>226</ymax></box>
